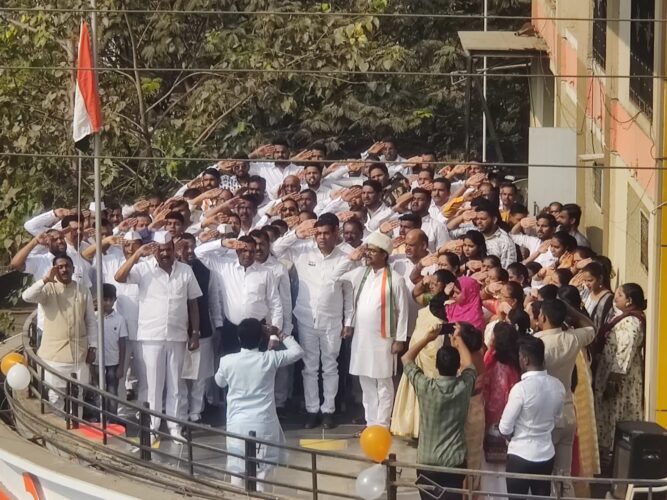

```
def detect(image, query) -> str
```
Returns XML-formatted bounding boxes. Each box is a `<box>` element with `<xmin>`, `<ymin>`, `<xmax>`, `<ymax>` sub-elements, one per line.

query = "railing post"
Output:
<box><xmin>39</xmin><ymin>365</ymin><xmax>44</xmax><ymax>415</ymax></box>
<box><xmin>101</xmin><ymin>375</ymin><xmax>108</xmax><ymax>445</ymax></box>
<box><xmin>311</xmin><ymin>454</ymin><xmax>318</xmax><ymax>500</ymax></box>
<box><xmin>139</xmin><ymin>401</ymin><xmax>151</xmax><ymax>461</ymax></box>
<box><xmin>64</xmin><ymin>379</ymin><xmax>72</xmax><ymax>430</ymax></box>
<box><xmin>70</xmin><ymin>373</ymin><xmax>79</xmax><ymax>429</ymax></box>
<box><xmin>187</xmin><ymin>426</ymin><xmax>194</xmax><ymax>476</ymax></box>
<box><xmin>386</xmin><ymin>453</ymin><xmax>397</xmax><ymax>500</ymax></box>
<box><xmin>245</xmin><ymin>430</ymin><xmax>257</xmax><ymax>492</ymax></box>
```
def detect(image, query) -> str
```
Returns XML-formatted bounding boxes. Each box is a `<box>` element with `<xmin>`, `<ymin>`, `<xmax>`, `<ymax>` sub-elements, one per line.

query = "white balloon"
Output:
<box><xmin>6</xmin><ymin>363</ymin><xmax>30</xmax><ymax>391</ymax></box>
<box><xmin>355</xmin><ymin>464</ymin><xmax>386</xmax><ymax>500</ymax></box>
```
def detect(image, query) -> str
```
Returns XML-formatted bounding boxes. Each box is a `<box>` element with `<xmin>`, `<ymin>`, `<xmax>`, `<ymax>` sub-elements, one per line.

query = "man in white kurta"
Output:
<box><xmin>341</xmin><ymin>231</ymin><xmax>409</xmax><ymax>428</ymax></box>
<box><xmin>272</xmin><ymin>215</ymin><xmax>354</xmax><ymax>429</ymax></box>
<box><xmin>215</xmin><ymin>318</ymin><xmax>303</xmax><ymax>491</ymax></box>
<box><xmin>115</xmin><ymin>231</ymin><xmax>203</xmax><ymax>437</ymax></box>
<box><xmin>89</xmin><ymin>231</ymin><xmax>144</xmax><ymax>403</ymax></box>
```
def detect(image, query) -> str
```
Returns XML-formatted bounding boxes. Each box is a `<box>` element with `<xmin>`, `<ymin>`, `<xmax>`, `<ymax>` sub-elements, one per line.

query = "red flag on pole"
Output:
<box><xmin>73</xmin><ymin>20</ymin><xmax>102</xmax><ymax>151</ymax></box>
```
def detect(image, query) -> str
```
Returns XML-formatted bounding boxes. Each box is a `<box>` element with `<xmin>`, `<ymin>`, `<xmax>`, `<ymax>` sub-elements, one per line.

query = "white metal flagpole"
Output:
<box><xmin>90</xmin><ymin>0</ymin><xmax>105</xmax><ymax>394</ymax></box>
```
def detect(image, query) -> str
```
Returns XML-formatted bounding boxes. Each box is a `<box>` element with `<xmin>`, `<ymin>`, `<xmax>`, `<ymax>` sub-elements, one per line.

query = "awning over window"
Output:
<box><xmin>458</xmin><ymin>30</ymin><xmax>548</xmax><ymax>58</ymax></box>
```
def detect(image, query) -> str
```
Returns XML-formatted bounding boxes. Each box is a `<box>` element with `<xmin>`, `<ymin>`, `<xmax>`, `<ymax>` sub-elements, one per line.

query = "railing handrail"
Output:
<box><xmin>19</xmin><ymin>312</ymin><xmax>376</xmax><ymax>464</ymax></box>
<box><xmin>9</xmin><ymin>309</ymin><xmax>667</xmax><ymax>499</ymax></box>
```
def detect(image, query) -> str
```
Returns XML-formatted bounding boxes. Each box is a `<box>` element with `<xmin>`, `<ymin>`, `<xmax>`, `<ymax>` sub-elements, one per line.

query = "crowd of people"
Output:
<box><xmin>10</xmin><ymin>138</ymin><xmax>647</xmax><ymax>498</ymax></box>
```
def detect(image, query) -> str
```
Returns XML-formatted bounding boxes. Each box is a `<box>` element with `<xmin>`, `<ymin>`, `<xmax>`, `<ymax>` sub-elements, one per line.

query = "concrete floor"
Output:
<box><xmin>104</xmin><ymin>405</ymin><xmax>423</xmax><ymax>499</ymax></box>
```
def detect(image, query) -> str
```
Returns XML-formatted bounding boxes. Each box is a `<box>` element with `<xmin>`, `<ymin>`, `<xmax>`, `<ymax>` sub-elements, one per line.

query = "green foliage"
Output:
<box><xmin>0</xmin><ymin>0</ymin><xmax>530</xmax><ymax>263</ymax></box>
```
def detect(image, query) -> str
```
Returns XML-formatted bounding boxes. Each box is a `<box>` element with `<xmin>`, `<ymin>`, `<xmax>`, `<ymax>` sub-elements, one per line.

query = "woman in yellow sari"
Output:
<box><xmin>390</xmin><ymin>270</ymin><xmax>455</xmax><ymax>437</ymax></box>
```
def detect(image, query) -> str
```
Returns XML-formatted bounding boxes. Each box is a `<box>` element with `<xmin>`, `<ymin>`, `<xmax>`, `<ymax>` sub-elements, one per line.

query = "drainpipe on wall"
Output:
<box><xmin>649</xmin><ymin>0</ymin><xmax>666</xmax><ymax>425</ymax></box>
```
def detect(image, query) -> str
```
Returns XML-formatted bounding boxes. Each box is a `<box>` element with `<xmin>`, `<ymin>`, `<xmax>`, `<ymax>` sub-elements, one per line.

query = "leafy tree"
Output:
<box><xmin>0</xmin><ymin>0</ymin><xmax>529</xmax><ymax>262</ymax></box>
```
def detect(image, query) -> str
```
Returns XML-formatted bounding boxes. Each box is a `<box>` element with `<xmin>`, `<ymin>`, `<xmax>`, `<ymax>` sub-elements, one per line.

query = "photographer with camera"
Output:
<box><xmin>402</xmin><ymin>322</ymin><xmax>476</xmax><ymax>500</ymax></box>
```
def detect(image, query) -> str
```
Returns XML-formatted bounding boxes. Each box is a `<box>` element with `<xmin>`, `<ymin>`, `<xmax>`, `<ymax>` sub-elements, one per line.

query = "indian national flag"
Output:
<box><xmin>73</xmin><ymin>20</ymin><xmax>102</xmax><ymax>151</ymax></box>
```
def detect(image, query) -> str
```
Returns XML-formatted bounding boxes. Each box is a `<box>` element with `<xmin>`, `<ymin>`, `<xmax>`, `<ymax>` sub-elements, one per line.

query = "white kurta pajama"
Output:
<box><xmin>272</xmin><ymin>232</ymin><xmax>354</xmax><ymax>415</ymax></box>
<box><xmin>343</xmin><ymin>265</ymin><xmax>409</xmax><ymax>428</ymax></box>
<box><xmin>125</xmin><ymin>258</ymin><xmax>202</xmax><ymax>432</ymax></box>
<box><xmin>215</xmin><ymin>337</ymin><xmax>303</xmax><ymax>491</ymax></box>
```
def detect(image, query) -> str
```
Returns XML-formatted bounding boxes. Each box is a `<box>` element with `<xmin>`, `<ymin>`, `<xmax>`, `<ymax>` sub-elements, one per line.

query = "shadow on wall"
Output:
<box><xmin>587</xmin><ymin>225</ymin><xmax>604</xmax><ymax>256</ymax></box>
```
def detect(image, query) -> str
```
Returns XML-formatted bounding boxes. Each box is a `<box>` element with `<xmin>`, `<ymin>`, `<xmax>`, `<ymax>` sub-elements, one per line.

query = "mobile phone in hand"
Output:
<box><xmin>439</xmin><ymin>323</ymin><xmax>456</xmax><ymax>336</ymax></box>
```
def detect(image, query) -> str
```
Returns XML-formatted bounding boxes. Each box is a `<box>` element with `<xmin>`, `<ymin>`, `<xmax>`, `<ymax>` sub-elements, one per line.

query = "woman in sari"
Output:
<box><xmin>390</xmin><ymin>270</ymin><xmax>457</xmax><ymax>437</ymax></box>
<box><xmin>578</xmin><ymin>261</ymin><xmax>614</xmax><ymax>333</ymax></box>
<box><xmin>594</xmin><ymin>283</ymin><xmax>646</xmax><ymax>467</ymax></box>
<box><xmin>480</xmin><ymin>322</ymin><xmax>520</xmax><ymax>499</ymax></box>
<box><xmin>459</xmin><ymin>323</ymin><xmax>486</xmax><ymax>490</ymax></box>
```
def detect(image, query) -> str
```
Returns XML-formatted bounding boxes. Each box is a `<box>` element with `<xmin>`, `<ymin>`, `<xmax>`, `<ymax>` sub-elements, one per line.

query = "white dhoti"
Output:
<box><xmin>43</xmin><ymin>359</ymin><xmax>90</xmax><ymax>415</ymax></box>
<box><xmin>141</xmin><ymin>340</ymin><xmax>186</xmax><ymax>431</ymax></box>
<box><xmin>298</xmin><ymin>321</ymin><xmax>342</xmax><ymax>414</ymax></box>
<box><xmin>186</xmin><ymin>336</ymin><xmax>214</xmax><ymax>420</ymax></box>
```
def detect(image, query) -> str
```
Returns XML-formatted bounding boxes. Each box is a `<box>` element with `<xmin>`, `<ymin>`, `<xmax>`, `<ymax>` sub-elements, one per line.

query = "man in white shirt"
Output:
<box><xmin>195</xmin><ymin>235</ymin><xmax>283</xmax><ymax>355</ymax></box>
<box><xmin>248</xmin><ymin>229</ymin><xmax>294</xmax><ymax>414</ymax></box>
<box><xmin>390</xmin><ymin>229</ymin><xmax>431</xmax><ymax>336</ymax></box>
<box><xmin>272</xmin><ymin>214</ymin><xmax>354</xmax><ymax>429</ymax></box>
<box><xmin>83</xmin><ymin>231</ymin><xmax>145</xmax><ymax>403</ymax></box>
<box><xmin>499</xmin><ymin>335</ymin><xmax>565</xmax><ymax>499</ymax></box>
<box><xmin>533</xmin><ymin>299</ymin><xmax>595</xmax><ymax>497</ymax></box>
<box><xmin>302</xmin><ymin>163</ymin><xmax>336</xmax><ymax>205</ymax></box>
<box><xmin>175</xmin><ymin>234</ymin><xmax>224</xmax><ymax>423</ymax></box>
<box><xmin>341</xmin><ymin>218</ymin><xmax>365</xmax><ymax>250</ymax></box>
<box><xmin>362</xmin><ymin>139</ymin><xmax>408</xmax><ymax>177</ymax></box>
<box><xmin>361</xmin><ymin>180</ymin><xmax>395</xmax><ymax>232</ymax></box>
<box><xmin>214</xmin><ymin>318</ymin><xmax>303</xmax><ymax>492</ymax></box>
<box><xmin>556</xmin><ymin>203</ymin><xmax>590</xmax><ymax>247</ymax></box>
<box><xmin>114</xmin><ymin>231</ymin><xmax>202</xmax><ymax>438</ymax></box>
<box><xmin>428</xmin><ymin>177</ymin><xmax>452</xmax><ymax>224</ymax></box>
<box><xmin>406</xmin><ymin>188</ymin><xmax>450</xmax><ymax>251</ymax></box>
<box><xmin>510</xmin><ymin>213</ymin><xmax>558</xmax><ymax>268</ymax></box>
<box><xmin>235</xmin><ymin>195</ymin><xmax>260</xmax><ymax>236</ymax></box>
<box><xmin>340</xmin><ymin>231</ymin><xmax>409</xmax><ymax>428</ymax></box>
<box><xmin>248</xmin><ymin>141</ymin><xmax>304</xmax><ymax>200</ymax></box>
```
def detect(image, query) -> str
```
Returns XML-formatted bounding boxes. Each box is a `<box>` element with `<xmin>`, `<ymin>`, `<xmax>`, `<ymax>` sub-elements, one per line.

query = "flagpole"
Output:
<box><xmin>90</xmin><ymin>0</ymin><xmax>105</xmax><ymax>396</ymax></box>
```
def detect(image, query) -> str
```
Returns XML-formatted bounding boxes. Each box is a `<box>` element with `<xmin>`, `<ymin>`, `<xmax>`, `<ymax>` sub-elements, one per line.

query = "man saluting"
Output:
<box><xmin>338</xmin><ymin>231</ymin><xmax>409</xmax><ymax>429</ymax></box>
<box><xmin>215</xmin><ymin>318</ymin><xmax>303</xmax><ymax>492</ymax></box>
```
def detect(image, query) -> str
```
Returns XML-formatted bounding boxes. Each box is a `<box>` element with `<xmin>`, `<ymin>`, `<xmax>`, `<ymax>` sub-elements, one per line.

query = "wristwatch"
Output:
<box><xmin>191</xmin><ymin>330</ymin><xmax>200</xmax><ymax>336</ymax></box>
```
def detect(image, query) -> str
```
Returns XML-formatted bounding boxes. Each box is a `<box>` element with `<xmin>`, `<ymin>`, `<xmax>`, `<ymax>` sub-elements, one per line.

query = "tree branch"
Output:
<box><xmin>192</xmin><ymin>97</ymin><xmax>250</xmax><ymax>147</ymax></box>
<box><xmin>123</xmin><ymin>12</ymin><xmax>152</xmax><ymax>150</ymax></box>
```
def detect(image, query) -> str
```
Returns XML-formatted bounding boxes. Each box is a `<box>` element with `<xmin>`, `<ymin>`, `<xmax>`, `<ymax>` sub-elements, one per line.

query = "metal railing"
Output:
<box><xmin>5</xmin><ymin>312</ymin><xmax>667</xmax><ymax>499</ymax></box>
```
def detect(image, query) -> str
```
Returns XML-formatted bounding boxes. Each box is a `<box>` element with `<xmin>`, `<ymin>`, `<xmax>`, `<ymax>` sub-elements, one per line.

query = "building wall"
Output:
<box><xmin>531</xmin><ymin>0</ymin><xmax>663</xmax><ymax>422</ymax></box>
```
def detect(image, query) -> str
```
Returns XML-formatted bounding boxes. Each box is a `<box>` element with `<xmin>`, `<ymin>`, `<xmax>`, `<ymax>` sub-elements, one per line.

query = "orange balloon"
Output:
<box><xmin>359</xmin><ymin>425</ymin><xmax>392</xmax><ymax>462</ymax></box>
<box><xmin>1</xmin><ymin>352</ymin><xmax>26</xmax><ymax>376</ymax></box>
